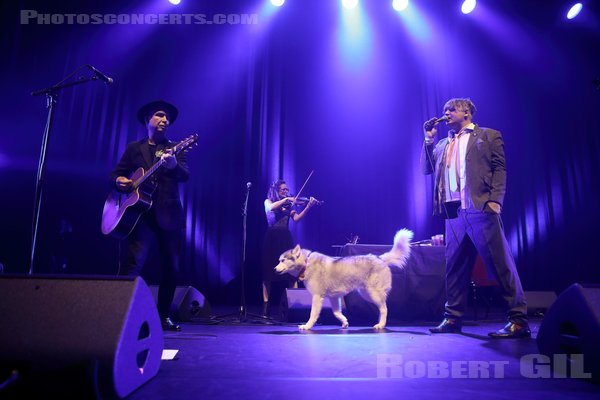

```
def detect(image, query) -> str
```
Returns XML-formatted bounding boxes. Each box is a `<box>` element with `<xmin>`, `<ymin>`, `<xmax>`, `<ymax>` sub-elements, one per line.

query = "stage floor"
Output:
<box><xmin>127</xmin><ymin>311</ymin><xmax>599</xmax><ymax>400</ymax></box>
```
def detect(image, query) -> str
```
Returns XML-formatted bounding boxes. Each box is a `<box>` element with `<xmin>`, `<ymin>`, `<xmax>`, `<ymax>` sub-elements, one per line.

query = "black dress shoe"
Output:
<box><xmin>488</xmin><ymin>322</ymin><xmax>530</xmax><ymax>339</ymax></box>
<box><xmin>429</xmin><ymin>318</ymin><xmax>462</xmax><ymax>333</ymax></box>
<box><xmin>162</xmin><ymin>317</ymin><xmax>181</xmax><ymax>332</ymax></box>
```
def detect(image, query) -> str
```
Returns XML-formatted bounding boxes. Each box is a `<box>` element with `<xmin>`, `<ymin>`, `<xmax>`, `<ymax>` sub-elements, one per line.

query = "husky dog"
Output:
<box><xmin>275</xmin><ymin>229</ymin><xmax>413</xmax><ymax>330</ymax></box>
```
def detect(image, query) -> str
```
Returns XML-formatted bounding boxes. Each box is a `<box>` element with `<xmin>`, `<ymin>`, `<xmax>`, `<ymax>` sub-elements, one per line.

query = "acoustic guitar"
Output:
<box><xmin>101</xmin><ymin>134</ymin><xmax>198</xmax><ymax>239</ymax></box>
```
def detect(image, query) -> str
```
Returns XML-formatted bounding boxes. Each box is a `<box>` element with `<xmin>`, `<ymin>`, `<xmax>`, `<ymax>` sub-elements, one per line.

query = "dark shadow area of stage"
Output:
<box><xmin>123</xmin><ymin>312</ymin><xmax>599</xmax><ymax>400</ymax></box>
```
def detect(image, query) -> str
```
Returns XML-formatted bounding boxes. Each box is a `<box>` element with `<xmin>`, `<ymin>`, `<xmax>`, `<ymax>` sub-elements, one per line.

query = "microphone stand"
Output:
<box><xmin>238</xmin><ymin>182</ymin><xmax>251</xmax><ymax>319</ymax></box>
<box><xmin>216</xmin><ymin>183</ymin><xmax>279</xmax><ymax>325</ymax></box>
<box><xmin>29</xmin><ymin>70</ymin><xmax>103</xmax><ymax>274</ymax></box>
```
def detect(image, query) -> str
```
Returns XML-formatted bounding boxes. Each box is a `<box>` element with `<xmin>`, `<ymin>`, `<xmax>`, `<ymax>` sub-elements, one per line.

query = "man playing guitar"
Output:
<box><xmin>110</xmin><ymin>100</ymin><xmax>189</xmax><ymax>332</ymax></box>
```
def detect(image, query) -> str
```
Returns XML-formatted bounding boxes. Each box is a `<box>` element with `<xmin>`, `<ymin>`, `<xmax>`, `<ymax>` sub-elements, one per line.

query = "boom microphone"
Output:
<box><xmin>87</xmin><ymin>65</ymin><xmax>114</xmax><ymax>85</ymax></box>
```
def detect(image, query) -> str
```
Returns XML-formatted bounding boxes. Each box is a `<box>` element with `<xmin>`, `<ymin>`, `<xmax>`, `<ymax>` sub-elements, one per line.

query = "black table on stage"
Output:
<box><xmin>337</xmin><ymin>244</ymin><xmax>446</xmax><ymax>322</ymax></box>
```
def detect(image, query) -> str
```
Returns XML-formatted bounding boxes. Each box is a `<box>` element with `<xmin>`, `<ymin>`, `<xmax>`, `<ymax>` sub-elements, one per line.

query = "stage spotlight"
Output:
<box><xmin>392</xmin><ymin>0</ymin><xmax>409</xmax><ymax>12</ymax></box>
<box><xmin>342</xmin><ymin>0</ymin><xmax>359</xmax><ymax>10</ymax></box>
<box><xmin>567</xmin><ymin>3</ymin><xmax>583</xmax><ymax>19</ymax></box>
<box><xmin>461</xmin><ymin>0</ymin><xmax>476</xmax><ymax>14</ymax></box>
<box><xmin>270</xmin><ymin>0</ymin><xmax>285</xmax><ymax>6</ymax></box>
<box><xmin>168</xmin><ymin>0</ymin><xmax>181</xmax><ymax>5</ymax></box>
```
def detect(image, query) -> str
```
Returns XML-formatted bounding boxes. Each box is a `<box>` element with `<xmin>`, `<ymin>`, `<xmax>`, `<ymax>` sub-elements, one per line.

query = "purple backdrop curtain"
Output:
<box><xmin>1</xmin><ymin>0</ymin><xmax>599</xmax><ymax>305</ymax></box>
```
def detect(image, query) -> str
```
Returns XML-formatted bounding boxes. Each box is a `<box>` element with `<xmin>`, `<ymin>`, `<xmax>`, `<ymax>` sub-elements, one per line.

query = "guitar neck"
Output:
<box><xmin>129</xmin><ymin>135</ymin><xmax>196</xmax><ymax>190</ymax></box>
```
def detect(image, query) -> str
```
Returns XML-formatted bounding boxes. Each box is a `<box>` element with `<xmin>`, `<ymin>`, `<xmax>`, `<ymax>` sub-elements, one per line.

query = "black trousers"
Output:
<box><xmin>122</xmin><ymin>210</ymin><xmax>181</xmax><ymax>320</ymax></box>
<box><xmin>444</xmin><ymin>208</ymin><xmax>527</xmax><ymax>325</ymax></box>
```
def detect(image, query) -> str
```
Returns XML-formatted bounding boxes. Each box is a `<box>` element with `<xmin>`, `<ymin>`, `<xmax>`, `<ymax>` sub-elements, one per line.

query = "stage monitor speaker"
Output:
<box><xmin>0</xmin><ymin>275</ymin><xmax>163</xmax><ymax>399</ymax></box>
<box><xmin>149</xmin><ymin>285</ymin><xmax>211</xmax><ymax>321</ymax></box>
<box><xmin>536</xmin><ymin>283</ymin><xmax>600</xmax><ymax>382</ymax></box>
<box><xmin>279</xmin><ymin>288</ymin><xmax>344</xmax><ymax>325</ymax></box>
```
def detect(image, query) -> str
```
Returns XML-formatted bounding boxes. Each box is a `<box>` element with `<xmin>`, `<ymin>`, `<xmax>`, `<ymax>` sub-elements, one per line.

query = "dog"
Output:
<box><xmin>275</xmin><ymin>229</ymin><xmax>413</xmax><ymax>330</ymax></box>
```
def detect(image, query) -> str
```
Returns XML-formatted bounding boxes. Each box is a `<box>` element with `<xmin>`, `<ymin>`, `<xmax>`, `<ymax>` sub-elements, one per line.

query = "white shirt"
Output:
<box><xmin>445</xmin><ymin>123</ymin><xmax>475</xmax><ymax>208</ymax></box>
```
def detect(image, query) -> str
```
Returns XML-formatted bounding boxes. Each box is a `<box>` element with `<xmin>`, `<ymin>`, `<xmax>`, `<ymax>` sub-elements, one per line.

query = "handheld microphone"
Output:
<box><xmin>87</xmin><ymin>65</ymin><xmax>114</xmax><ymax>85</ymax></box>
<box><xmin>424</xmin><ymin>116</ymin><xmax>448</xmax><ymax>131</ymax></box>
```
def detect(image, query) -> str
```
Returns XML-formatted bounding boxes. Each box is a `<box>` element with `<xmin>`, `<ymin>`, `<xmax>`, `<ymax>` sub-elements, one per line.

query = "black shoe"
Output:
<box><xmin>162</xmin><ymin>317</ymin><xmax>181</xmax><ymax>332</ymax></box>
<box><xmin>488</xmin><ymin>322</ymin><xmax>531</xmax><ymax>339</ymax></box>
<box><xmin>429</xmin><ymin>318</ymin><xmax>462</xmax><ymax>333</ymax></box>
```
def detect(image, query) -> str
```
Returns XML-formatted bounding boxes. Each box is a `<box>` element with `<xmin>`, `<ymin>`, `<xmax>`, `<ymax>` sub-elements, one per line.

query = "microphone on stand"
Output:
<box><xmin>246</xmin><ymin>182</ymin><xmax>252</xmax><ymax>189</ymax></box>
<box><xmin>87</xmin><ymin>65</ymin><xmax>114</xmax><ymax>85</ymax></box>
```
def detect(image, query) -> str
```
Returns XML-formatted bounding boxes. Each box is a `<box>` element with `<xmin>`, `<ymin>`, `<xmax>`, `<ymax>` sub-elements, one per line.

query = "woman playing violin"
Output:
<box><xmin>260</xmin><ymin>179</ymin><xmax>317</xmax><ymax>317</ymax></box>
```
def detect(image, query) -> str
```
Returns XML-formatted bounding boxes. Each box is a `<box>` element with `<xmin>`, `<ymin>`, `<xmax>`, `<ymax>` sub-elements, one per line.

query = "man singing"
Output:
<box><xmin>421</xmin><ymin>97</ymin><xmax>529</xmax><ymax>339</ymax></box>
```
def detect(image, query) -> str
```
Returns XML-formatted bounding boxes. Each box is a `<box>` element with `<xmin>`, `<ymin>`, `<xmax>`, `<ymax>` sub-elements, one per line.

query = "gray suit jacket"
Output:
<box><xmin>420</xmin><ymin>125</ymin><xmax>507</xmax><ymax>217</ymax></box>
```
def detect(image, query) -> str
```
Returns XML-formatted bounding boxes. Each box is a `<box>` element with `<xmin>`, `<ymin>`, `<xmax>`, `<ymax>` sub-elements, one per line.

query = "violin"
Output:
<box><xmin>282</xmin><ymin>170</ymin><xmax>324</xmax><ymax>207</ymax></box>
<box><xmin>287</xmin><ymin>195</ymin><xmax>325</xmax><ymax>206</ymax></box>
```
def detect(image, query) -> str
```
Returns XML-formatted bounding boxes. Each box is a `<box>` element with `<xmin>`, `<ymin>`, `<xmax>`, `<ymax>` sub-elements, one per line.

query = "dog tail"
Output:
<box><xmin>380</xmin><ymin>229</ymin><xmax>413</xmax><ymax>268</ymax></box>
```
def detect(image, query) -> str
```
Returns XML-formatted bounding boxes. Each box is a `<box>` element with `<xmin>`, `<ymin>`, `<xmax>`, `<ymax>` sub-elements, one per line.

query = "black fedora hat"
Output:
<box><xmin>136</xmin><ymin>100</ymin><xmax>179</xmax><ymax>126</ymax></box>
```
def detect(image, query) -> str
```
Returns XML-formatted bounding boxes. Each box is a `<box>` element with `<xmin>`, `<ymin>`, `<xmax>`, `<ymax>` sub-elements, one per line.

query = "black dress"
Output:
<box><xmin>261</xmin><ymin>205</ymin><xmax>296</xmax><ymax>284</ymax></box>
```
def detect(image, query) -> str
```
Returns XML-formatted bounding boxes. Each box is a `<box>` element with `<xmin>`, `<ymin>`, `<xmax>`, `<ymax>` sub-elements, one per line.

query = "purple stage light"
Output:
<box><xmin>342</xmin><ymin>0</ymin><xmax>359</xmax><ymax>10</ymax></box>
<box><xmin>169</xmin><ymin>0</ymin><xmax>181</xmax><ymax>5</ymax></box>
<box><xmin>461</xmin><ymin>0</ymin><xmax>476</xmax><ymax>15</ymax></box>
<box><xmin>392</xmin><ymin>0</ymin><xmax>409</xmax><ymax>12</ymax></box>
<box><xmin>270</xmin><ymin>0</ymin><xmax>285</xmax><ymax>7</ymax></box>
<box><xmin>567</xmin><ymin>3</ymin><xmax>583</xmax><ymax>19</ymax></box>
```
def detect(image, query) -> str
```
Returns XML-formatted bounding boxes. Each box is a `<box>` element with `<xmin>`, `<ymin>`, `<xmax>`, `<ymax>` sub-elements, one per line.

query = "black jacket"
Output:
<box><xmin>110</xmin><ymin>138</ymin><xmax>189</xmax><ymax>230</ymax></box>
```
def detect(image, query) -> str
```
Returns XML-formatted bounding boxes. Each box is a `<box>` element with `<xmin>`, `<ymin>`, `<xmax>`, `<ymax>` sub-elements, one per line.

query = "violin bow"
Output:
<box><xmin>292</xmin><ymin>170</ymin><xmax>314</xmax><ymax>204</ymax></box>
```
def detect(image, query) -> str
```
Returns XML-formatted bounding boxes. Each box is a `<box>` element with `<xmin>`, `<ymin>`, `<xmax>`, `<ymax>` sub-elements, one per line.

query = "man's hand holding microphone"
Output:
<box><xmin>423</xmin><ymin>116</ymin><xmax>448</xmax><ymax>143</ymax></box>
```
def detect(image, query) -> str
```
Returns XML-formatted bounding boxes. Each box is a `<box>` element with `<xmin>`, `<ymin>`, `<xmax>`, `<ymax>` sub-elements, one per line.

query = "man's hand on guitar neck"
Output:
<box><xmin>161</xmin><ymin>149</ymin><xmax>178</xmax><ymax>170</ymax></box>
<box><xmin>116</xmin><ymin>176</ymin><xmax>133</xmax><ymax>192</ymax></box>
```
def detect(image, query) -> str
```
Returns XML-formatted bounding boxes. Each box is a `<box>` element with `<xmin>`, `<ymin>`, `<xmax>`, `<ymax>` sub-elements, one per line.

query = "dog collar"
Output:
<box><xmin>298</xmin><ymin>252</ymin><xmax>312</xmax><ymax>281</ymax></box>
<box><xmin>298</xmin><ymin>266</ymin><xmax>306</xmax><ymax>281</ymax></box>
